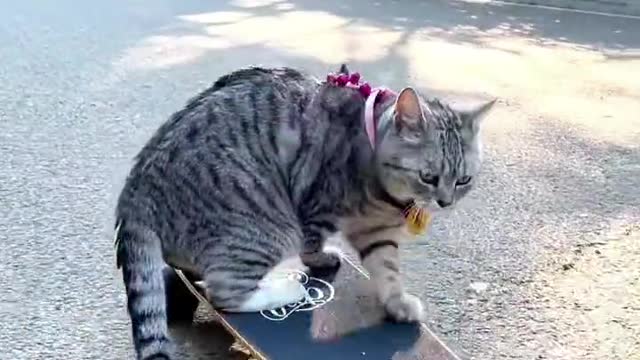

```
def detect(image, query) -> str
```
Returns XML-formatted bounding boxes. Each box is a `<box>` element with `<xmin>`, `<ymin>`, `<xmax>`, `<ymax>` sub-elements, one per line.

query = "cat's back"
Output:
<box><xmin>139</xmin><ymin>66</ymin><xmax>318</xmax><ymax>162</ymax></box>
<box><xmin>117</xmin><ymin>67</ymin><xmax>319</xmax><ymax>218</ymax></box>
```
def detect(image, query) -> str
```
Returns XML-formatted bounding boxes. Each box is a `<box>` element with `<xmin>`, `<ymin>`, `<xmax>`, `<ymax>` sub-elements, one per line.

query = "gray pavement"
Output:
<box><xmin>1</xmin><ymin>0</ymin><xmax>639</xmax><ymax>359</ymax></box>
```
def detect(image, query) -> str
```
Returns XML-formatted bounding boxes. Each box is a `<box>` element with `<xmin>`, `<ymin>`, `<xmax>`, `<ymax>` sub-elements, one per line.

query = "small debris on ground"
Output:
<box><xmin>468</xmin><ymin>282</ymin><xmax>489</xmax><ymax>294</ymax></box>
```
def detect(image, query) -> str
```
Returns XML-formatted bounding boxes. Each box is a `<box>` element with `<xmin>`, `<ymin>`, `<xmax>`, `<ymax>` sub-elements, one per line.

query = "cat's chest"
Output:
<box><xmin>339</xmin><ymin>208</ymin><xmax>414</xmax><ymax>242</ymax></box>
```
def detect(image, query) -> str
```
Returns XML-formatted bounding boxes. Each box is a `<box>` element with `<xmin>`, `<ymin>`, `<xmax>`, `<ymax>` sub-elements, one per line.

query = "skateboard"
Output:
<box><xmin>170</xmin><ymin>243</ymin><xmax>462</xmax><ymax>360</ymax></box>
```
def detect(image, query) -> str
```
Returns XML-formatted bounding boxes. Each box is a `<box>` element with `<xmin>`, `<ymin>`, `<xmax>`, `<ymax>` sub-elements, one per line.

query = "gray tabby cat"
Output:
<box><xmin>114</xmin><ymin>65</ymin><xmax>494</xmax><ymax>359</ymax></box>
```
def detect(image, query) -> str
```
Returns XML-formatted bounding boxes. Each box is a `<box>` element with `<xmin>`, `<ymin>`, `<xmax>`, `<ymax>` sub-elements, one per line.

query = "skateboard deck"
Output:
<box><xmin>175</xmin><ymin>244</ymin><xmax>462</xmax><ymax>360</ymax></box>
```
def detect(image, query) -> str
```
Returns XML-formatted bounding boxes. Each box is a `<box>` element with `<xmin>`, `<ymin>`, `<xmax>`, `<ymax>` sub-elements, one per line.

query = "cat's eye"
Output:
<box><xmin>419</xmin><ymin>171</ymin><xmax>439</xmax><ymax>186</ymax></box>
<box><xmin>456</xmin><ymin>176</ymin><xmax>472</xmax><ymax>186</ymax></box>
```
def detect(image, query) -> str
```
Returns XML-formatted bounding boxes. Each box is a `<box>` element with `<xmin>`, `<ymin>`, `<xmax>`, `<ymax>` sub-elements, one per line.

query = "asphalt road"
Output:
<box><xmin>1</xmin><ymin>0</ymin><xmax>639</xmax><ymax>359</ymax></box>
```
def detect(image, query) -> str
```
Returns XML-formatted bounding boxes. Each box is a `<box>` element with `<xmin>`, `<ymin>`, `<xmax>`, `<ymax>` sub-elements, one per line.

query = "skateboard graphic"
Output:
<box><xmin>173</xmin><ymin>246</ymin><xmax>462</xmax><ymax>360</ymax></box>
<box><xmin>257</xmin><ymin>270</ymin><xmax>336</xmax><ymax>322</ymax></box>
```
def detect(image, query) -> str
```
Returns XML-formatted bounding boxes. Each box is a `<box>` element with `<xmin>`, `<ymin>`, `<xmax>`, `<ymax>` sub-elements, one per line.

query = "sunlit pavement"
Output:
<box><xmin>1</xmin><ymin>0</ymin><xmax>638</xmax><ymax>359</ymax></box>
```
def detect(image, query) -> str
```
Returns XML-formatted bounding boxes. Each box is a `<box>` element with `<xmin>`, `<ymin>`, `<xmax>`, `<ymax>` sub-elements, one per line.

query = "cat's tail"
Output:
<box><xmin>115</xmin><ymin>219</ymin><xmax>173</xmax><ymax>360</ymax></box>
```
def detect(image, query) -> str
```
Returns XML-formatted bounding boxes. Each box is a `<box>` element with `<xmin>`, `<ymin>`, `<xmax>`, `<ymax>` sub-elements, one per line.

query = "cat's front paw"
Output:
<box><xmin>384</xmin><ymin>292</ymin><xmax>424</xmax><ymax>323</ymax></box>
<box><xmin>301</xmin><ymin>249</ymin><xmax>342</xmax><ymax>269</ymax></box>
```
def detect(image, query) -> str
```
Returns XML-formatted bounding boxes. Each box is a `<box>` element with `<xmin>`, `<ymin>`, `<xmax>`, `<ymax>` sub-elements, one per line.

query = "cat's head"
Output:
<box><xmin>374</xmin><ymin>87</ymin><xmax>495</xmax><ymax>209</ymax></box>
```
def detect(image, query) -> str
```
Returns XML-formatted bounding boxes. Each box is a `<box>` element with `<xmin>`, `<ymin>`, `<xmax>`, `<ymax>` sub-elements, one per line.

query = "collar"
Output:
<box><xmin>363</xmin><ymin>88</ymin><xmax>413</xmax><ymax>212</ymax></box>
<box><xmin>326</xmin><ymin>72</ymin><xmax>408</xmax><ymax>210</ymax></box>
<box><xmin>377</xmin><ymin>184</ymin><xmax>412</xmax><ymax>211</ymax></box>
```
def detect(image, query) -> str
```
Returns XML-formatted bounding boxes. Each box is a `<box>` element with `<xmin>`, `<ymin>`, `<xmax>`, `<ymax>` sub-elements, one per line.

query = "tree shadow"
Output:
<box><xmin>151</xmin><ymin>0</ymin><xmax>640</xmax><ymax>58</ymax></box>
<box><xmin>287</xmin><ymin>0</ymin><xmax>640</xmax><ymax>54</ymax></box>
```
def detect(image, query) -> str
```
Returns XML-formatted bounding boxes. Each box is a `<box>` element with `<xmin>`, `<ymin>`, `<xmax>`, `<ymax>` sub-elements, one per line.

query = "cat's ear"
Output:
<box><xmin>394</xmin><ymin>87</ymin><xmax>425</xmax><ymax>134</ymax></box>
<box><xmin>339</xmin><ymin>63</ymin><xmax>349</xmax><ymax>75</ymax></box>
<box><xmin>459</xmin><ymin>98</ymin><xmax>496</xmax><ymax>133</ymax></box>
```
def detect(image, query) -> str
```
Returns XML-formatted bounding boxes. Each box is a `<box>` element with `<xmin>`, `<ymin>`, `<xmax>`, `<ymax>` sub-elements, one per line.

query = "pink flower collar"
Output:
<box><xmin>326</xmin><ymin>72</ymin><xmax>396</xmax><ymax>148</ymax></box>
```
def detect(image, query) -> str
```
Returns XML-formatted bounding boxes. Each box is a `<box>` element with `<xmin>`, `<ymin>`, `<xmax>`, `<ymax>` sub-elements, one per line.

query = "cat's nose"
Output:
<box><xmin>437</xmin><ymin>199</ymin><xmax>452</xmax><ymax>208</ymax></box>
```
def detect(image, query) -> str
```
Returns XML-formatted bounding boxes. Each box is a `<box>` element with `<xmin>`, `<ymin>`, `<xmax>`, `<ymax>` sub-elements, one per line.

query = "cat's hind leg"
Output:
<box><xmin>197</xmin><ymin>237</ymin><xmax>307</xmax><ymax>313</ymax></box>
<box><xmin>227</xmin><ymin>272</ymin><xmax>307</xmax><ymax>312</ymax></box>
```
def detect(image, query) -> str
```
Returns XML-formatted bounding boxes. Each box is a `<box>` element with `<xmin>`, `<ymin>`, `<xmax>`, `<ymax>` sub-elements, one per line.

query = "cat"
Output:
<box><xmin>114</xmin><ymin>65</ymin><xmax>494</xmax><ymax>359</ymax></box>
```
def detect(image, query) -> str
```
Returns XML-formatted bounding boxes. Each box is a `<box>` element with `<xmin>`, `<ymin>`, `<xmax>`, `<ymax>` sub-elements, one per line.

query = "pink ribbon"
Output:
<box><xmin>326</xmin><ymin>71</ymin><xmax>394</xmax><ymax>149</ymax></box>
<box><xmin>364</xmin><ymin>88</ymin><xmax>381</xmax><ymax>148</ymax></box>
